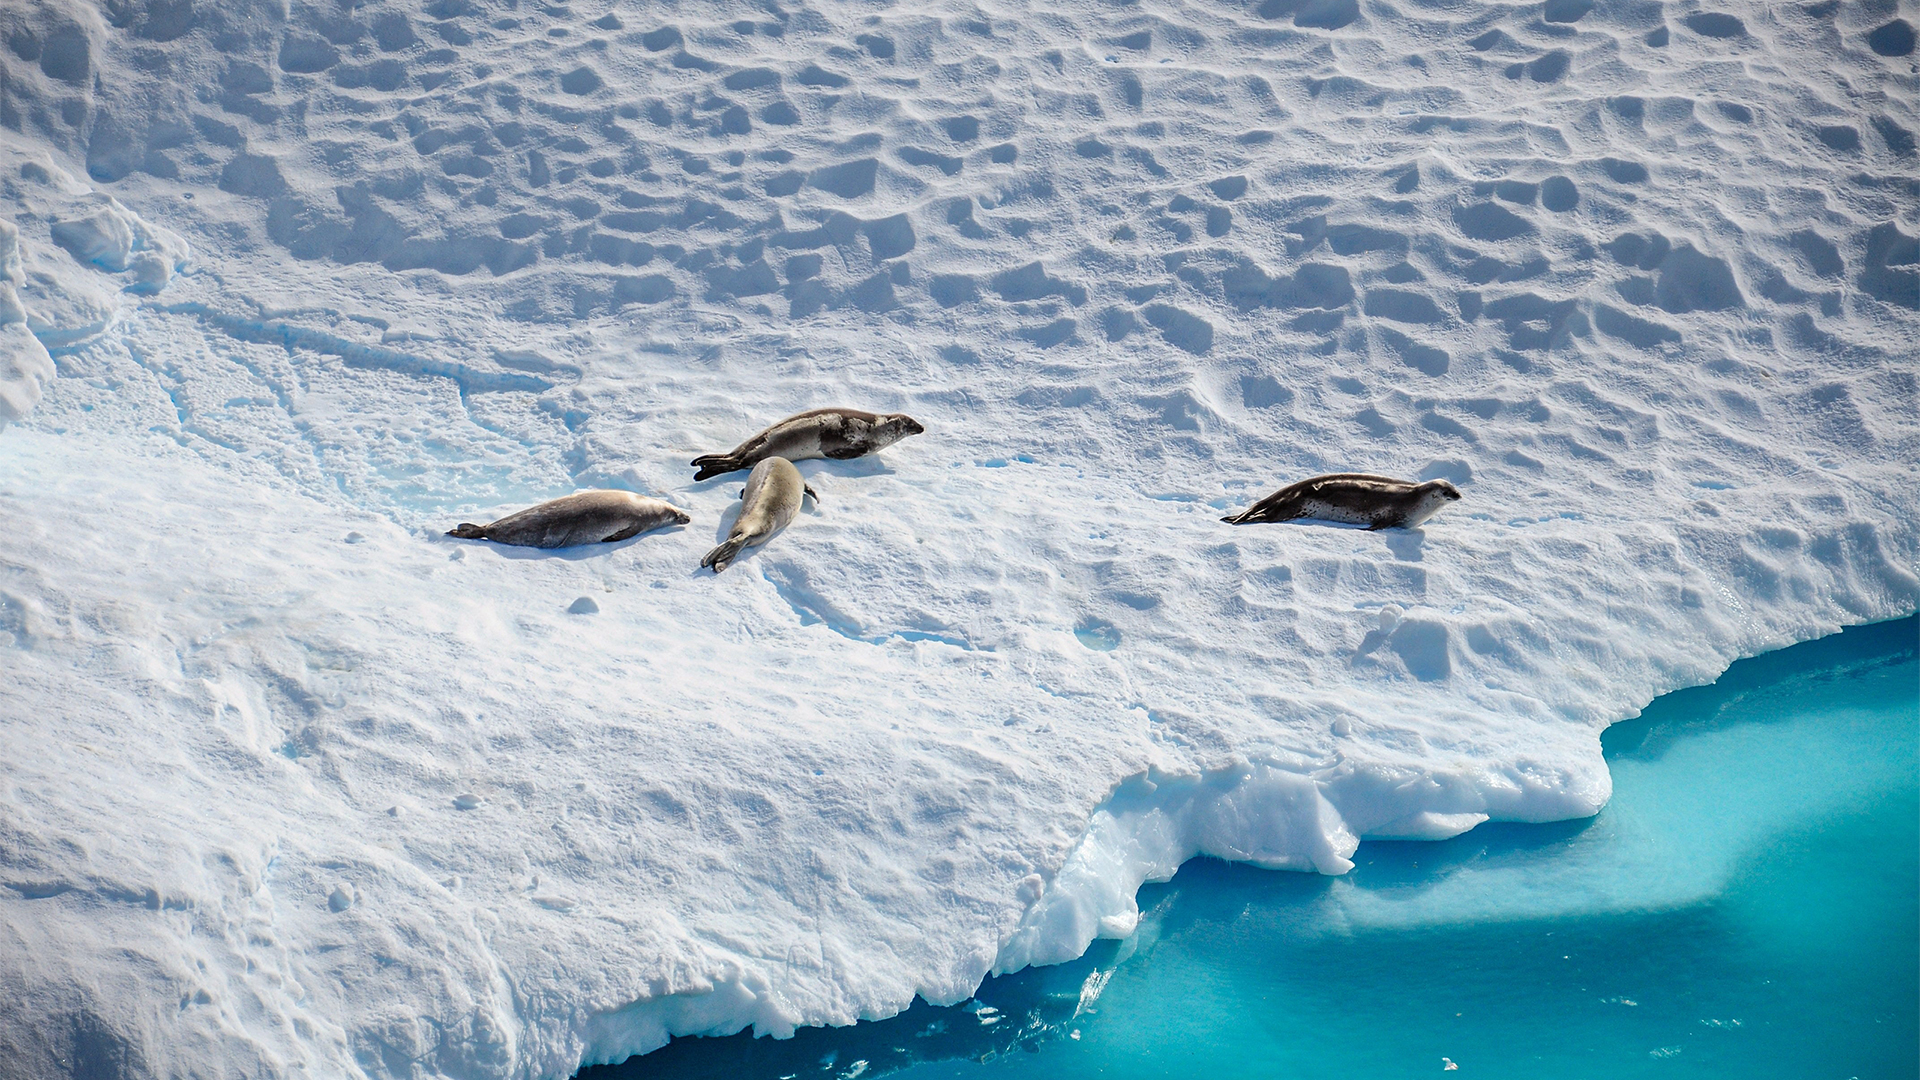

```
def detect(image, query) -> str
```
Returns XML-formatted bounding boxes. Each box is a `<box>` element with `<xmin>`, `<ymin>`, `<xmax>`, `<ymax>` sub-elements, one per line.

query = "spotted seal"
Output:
<box><xmin>702</xmin><ymin>457</ymin><xmax>816</xmax><ymax>573</ymax></box>
<box><xmin>1221</xmin><ymin>474</ymin><xmax>1462</xmax><ymax>530</ymax></box>
<box><xmin>691</xmin><ymin>408</ymin><xmax>924</xmax><ymax>481</ymax></box>
<box><xmin>447</xmin><ymin>491</ymin><xmax>689</xmax><ymax>548</ymax></box>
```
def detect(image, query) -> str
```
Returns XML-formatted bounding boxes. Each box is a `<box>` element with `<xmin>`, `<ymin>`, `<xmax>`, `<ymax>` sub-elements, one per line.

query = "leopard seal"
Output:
<box><xmin>691</xmin><ymin>408</ymin><xmax>924</xmax><ymax>481</ymax></box>
<box><xmin>1221</xmin><ymin>474</ymin><xmax>1461</xmax><ymax>530</ymax></box>
<box><xmin>447</xmin><ymin>491</ymin><xmax>689</xmax><ymax>548</ymax></box>
<box><xmin>702</xmin><ymin>457</ymin><xmax>816</xmax><ymax>573</ymax></box>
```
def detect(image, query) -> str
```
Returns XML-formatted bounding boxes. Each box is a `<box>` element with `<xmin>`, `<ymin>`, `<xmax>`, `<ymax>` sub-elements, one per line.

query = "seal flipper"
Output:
<box><xmin>702</xmin><ymin>537</ymin><xmax>749</xmax><ymax>573</ymax></box>
<box><xmin>803</xmin><ymin>484</ymin><xmax>819</xmax><ymax>504</ymax></box>
<box><xmin>1223</xmin><ymin>504</ymin><xmax>1293</xmax><ymax>525</ymax></box>
<box><xmin>448</xmin><ymin>523</ymin><xmax>489</xmax><ymax>539</ymax></box>
<box><xmin>691</xmin><ymin>455</ymin><xmax>745</xmax><ymax>482</ymax></box>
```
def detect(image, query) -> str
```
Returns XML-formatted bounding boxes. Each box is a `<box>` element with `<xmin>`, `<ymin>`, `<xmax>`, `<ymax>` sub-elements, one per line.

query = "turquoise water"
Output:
<box><xmin>581</xmin><ymin>617</ymin><xmax>1918</xmax><ymax>1080</ymax></box>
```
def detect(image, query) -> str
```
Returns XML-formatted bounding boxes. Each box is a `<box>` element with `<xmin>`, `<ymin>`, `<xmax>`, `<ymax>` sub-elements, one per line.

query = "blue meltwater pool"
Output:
<box><xmin>582</xmin><ymin>617</ymin><xmax>1918</xmax><ymax>1080</ymax></box>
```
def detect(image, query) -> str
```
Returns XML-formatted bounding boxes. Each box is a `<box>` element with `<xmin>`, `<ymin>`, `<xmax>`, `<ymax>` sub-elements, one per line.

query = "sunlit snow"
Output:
<box><xmin>0</xmin><ymin>0</ymin><xmax>1914</xmax><ymax>1075</ymax></box>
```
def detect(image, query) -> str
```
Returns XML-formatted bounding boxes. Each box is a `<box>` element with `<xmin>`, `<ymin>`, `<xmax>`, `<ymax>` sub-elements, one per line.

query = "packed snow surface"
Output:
<box><xmin>0</xmin><ymin>0</ymin><xmax>1914</xmax><ymax>1073</ymax></box>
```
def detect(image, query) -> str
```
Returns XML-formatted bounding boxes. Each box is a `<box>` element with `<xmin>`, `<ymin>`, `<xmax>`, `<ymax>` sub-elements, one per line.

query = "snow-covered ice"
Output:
<box><xmin>0</xmin><ymin>0</ymin><xmax>1914</xmax><ymax>1074</ymax></box>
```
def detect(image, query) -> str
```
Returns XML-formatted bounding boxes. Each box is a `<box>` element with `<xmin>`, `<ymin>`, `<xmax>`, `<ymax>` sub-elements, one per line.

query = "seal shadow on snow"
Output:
<box><xmin>444</xmin><ymin>525</ymin><xmax>686</xmax><ymax>561</ymax></box>
<box><xmin>686</xmin><ymin>500</ymin><xmax>757</xmax><ymax>577</ymax></box>
<box><xmin>686</xmin><ymin>457</ymin><xmax>895</xmax><ymax>497</ymax></box>
<box><xmin>1228</xmin><ymin>519</ymin><xmax>1436</xmax><ymax>569</ymax></box>
<box><xmin>1246</xmin><ymin>516</ymin><xmax>1405</xmax><ymax>533</ymax></box>
<box><xmin>1382</xmin><ymin>530</ymin><xmax>1425</xmax><ymax>562</ymax></box>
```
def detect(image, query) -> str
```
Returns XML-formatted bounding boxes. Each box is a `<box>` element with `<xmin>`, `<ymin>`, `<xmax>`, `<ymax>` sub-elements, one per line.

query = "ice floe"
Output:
<box><xmin>0</xmin><ymin>0</ymin><xmax>1914</xmax><ymax>1074</ymax></box>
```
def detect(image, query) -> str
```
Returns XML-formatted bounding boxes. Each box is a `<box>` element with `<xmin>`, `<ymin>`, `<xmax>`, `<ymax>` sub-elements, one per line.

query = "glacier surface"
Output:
<box><xmin>0</xmin><ymin>0</ymin><xmax>1914</xmax><ymax>1074</ymax></box>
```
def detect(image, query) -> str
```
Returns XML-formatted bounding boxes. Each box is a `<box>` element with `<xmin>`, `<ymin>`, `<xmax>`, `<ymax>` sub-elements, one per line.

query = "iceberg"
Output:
<box><xmin>0</xmin><ymin>0</ymin><xmax>1913</xmax><ymax>1075</ymax></box>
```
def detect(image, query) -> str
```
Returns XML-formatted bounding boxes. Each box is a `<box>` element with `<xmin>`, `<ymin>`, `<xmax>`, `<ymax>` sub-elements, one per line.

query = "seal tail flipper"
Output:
<box><xmin>701</xmin><ymin>536</ymin><xmax>748</xmax><ymax>573</ymax></box>
<box><xmin>690</xmin><ymin>454</ymin><xmax>742</xmax><ymax>482</ymax></box>
<box><xmin>448</xmin><ymin>523</ymin><xmax>488</xmax><ymax>539</ymax></box>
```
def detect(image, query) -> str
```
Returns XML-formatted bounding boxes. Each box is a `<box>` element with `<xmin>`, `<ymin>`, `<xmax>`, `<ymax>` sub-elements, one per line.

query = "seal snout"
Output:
<box><xmin>900</xmin><ymin>415</ymin><xmax>926</xmax><ymax>435</ymax></box>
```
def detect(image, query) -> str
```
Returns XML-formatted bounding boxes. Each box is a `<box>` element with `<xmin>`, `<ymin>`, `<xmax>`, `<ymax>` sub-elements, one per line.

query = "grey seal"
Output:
<box><xmin>691</xmin><ymin>408</ymin><xmax>924</xmax><ymax>481</ymax></box>
<box><xmin>447</xmin><ymin>491</ymin><xmax>690</xmax><ymax>548</ymax></box>
<box><xmin>1221</xmin><ymin>474</ymin><xmax>1461</xmax><ymax>530</ymax></box>
<box><xmin>702</xmin><ymin>457</ymin><xmax>815</xmax><ymax>573</ymax></box>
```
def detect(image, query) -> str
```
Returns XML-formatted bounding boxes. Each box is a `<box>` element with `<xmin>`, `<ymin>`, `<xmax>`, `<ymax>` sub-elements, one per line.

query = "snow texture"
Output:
<box><xmin>0</xmin><ymin>0</ymin><xmax>1914</xmax><ymax>1074</ymax></box>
